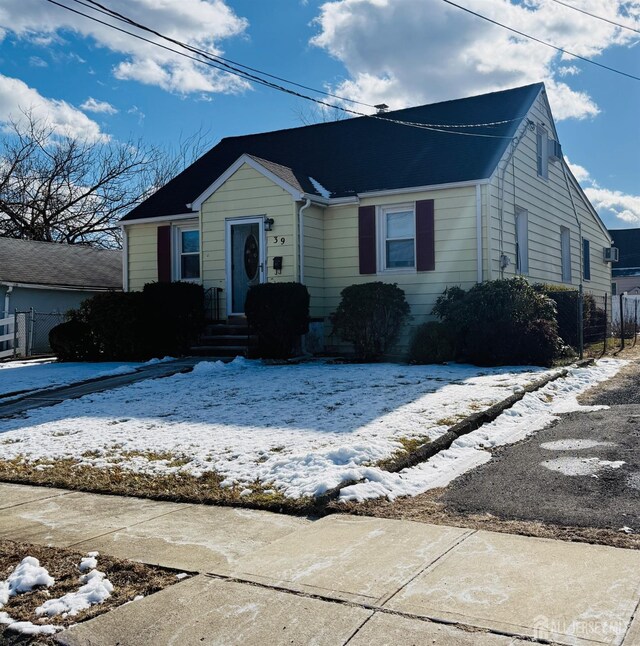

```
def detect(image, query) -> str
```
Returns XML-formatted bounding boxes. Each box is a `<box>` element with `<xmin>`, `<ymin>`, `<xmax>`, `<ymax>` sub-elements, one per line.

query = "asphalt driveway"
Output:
<box><xmin>442</xmin><ymin>361</ymin><xmax>640</xmax><ymax>531</ymax></box>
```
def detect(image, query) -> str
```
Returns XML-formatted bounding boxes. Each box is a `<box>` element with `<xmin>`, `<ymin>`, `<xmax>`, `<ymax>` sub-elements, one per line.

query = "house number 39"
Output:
<box><xmin>273</xmin><ymin>236</ymin><xmax>285</xmax><ymax>245</ymax></box>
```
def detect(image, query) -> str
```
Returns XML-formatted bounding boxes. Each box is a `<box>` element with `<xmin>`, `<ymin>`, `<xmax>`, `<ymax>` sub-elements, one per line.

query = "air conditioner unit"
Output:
<box><xmin>603</xmin><ymin>246</ymin><xmax>619</xmax><ymax>263</ymax></box>
<box><xmin>548</xmin><ymin>139</ymin><xmax>562</xmax><ymax>162</ymax></box>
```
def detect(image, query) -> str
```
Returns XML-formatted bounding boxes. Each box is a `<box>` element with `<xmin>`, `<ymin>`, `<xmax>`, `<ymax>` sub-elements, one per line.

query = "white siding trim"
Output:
<box><xmin>476</xmin><ymin>184</ymin><xmax>482</xmax><ymax>283</ymax></box>
<box><xmin>121</xmin><ymin>224</ymin><xmax>129</xmax><ymax>292</ymax></box>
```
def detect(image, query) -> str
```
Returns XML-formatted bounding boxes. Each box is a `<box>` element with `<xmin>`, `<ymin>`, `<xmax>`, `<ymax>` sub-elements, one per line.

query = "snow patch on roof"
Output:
<box><xmin>309</xmin><ymin>177</ymin><xmax>331</xmax><ymax>199</ymax></box>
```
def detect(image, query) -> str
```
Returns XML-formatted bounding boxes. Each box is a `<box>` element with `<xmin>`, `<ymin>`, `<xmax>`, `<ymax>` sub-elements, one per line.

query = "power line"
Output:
<box><xmin>547</xmin><ymin>0</ymin><xmax>640</xmax><ymax>36</ymax></box>
<box><xmin>440</xmin><ymin>0</ymin><xmax>640</xmax><ymax>82</ymax></box>
<box><xmin>77</xmin><ymin>0</ymin><xmax>520</xmax><ymax>133</ymax></box>
<box><xmin>75</xmin><ymin>0</ymin><xmax>376</xmax><ymax>108</ymax></box>
<box><xmin>43</xmin><ymin>0</ymin><xmax>521</xmax><ymax>138</ymax></box>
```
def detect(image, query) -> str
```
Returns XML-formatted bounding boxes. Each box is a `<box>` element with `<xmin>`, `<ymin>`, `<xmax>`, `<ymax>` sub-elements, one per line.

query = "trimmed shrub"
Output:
<box><xmin>245</xmin><ymin>282</ymin><xmax>310</xmax><ymax>359</ymax></box>
<box><xmin>76</xmin><ymin>291</ymin><xmax>149</xmax><ymax>361</ymax></box>
<box><xmin>330</xmin><ymin>282</ymin><xmax>411</xmax><ymax>361</ymax></box>
<box><xmin>51</xmin><ymin>282</ymin><xmax>206</xmax><ymax>362</ymax></box>
<box><xmin>534</xmin><ymin>284</ymin><xmax>579</xmax><ymax>347</ymax></box>
<box><xmin>143</xmin><ymin>281</ymin><xmax>205</xmax><ymax>355</ymax></box>
<box><xmin>433</xmin><ymin>277</ymin><xmax>560</xmax><ymax>366</ymax></box>
<box><xmin>534</xmin><ymin>284</ymin><xmax>606</xmax><ymax>346</ymax></box>
<box><xmin>408</xmin><ymin>321</ymin><xmax>455</xmax><ymax>364</ymax></box>
<box><xmin>49</xmin><ymin>320</ymin><xmax>98</xmax><ymax>362</ymax></box>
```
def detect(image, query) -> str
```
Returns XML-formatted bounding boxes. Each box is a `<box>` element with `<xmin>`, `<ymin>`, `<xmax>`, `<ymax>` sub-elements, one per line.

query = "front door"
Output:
<box><xmin>227</xmin><ymin>218</ymin><xmax>264</xmax><ymax>315</ymax></box>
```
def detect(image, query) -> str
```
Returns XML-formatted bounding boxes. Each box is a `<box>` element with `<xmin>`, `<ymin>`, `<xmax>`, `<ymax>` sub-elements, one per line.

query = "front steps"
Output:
<box><xmin>190</xmin><ymin>320</ymin><xmax>257</xmax><ymax>358</ymax></box>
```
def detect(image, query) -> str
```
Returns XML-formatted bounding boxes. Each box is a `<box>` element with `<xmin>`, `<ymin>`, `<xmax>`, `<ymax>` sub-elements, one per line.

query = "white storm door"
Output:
<box><xmin>226</xmin><ymin>217</ymin><xmax>265</xmax><ymax>315</ymax></box>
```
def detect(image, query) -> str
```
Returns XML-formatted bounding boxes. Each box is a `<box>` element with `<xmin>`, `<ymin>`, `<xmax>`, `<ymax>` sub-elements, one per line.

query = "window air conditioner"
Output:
<box><xmin>603</xmin><ymin>247</ymin><xmax>619</xmax><ymax>263</ymax></box>
<box><xmin>547</xmin><ymin>139</ymin><xmax>562</xmax><ymax>162</ymax></box>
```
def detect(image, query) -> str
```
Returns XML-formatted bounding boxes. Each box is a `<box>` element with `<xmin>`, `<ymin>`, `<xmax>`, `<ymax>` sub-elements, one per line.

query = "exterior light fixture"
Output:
<box><xmin>264</xmin><ymin>218</ymin><xmax>274</xmax><ymax>231</ymax></box>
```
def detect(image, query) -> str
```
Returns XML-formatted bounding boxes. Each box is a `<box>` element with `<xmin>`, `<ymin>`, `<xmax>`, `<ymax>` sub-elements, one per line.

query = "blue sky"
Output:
<box><xmin>0</xmin><ymin>0</ymin><xmax>638</xmax><ymax>227</ymax></box>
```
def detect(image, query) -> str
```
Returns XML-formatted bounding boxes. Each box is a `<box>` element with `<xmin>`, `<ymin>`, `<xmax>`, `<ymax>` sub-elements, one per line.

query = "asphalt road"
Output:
<box><xmin>442</xmin><ymin>362</ymin><xmax>640</xmax><ymax>531</ymax></box>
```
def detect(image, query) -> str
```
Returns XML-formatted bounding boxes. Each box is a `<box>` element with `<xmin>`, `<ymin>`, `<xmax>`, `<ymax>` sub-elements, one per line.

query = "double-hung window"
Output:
<box><xmin>176</xmin><ymin>225</ymin><xmax>200</xmax><ymax>281</ymax></box>
<box><xmin>560</xmin><ymin>226</ymin><xmax>571</xmax><ymax>282</ymax></box>
<box><xmin>583</xmin><ymin>238</ymin><xmax>591</xmax><ymax>281</ymax></box>
<box><xmin>536</xmin><ymin>125</ymin><xmax>548</xmax><ymax>179</ymax></box>
<box><xmin>515</xmin><ymin>209</ymin><xmax>529</xmax><ymax>275</ymax></box>
<box><xmin>381</xmin><ymin>205</ymin><xmax>415</xmax><ymax>270</ymax></box>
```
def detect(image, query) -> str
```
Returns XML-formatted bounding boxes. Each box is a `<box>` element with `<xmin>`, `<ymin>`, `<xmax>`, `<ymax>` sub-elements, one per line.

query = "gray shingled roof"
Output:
<box><xmin>123</xmin><ymin>83</ymin><xmax>544</xmax><ymax>222</ymax></box>
<box><xmin>0</xmin><ymin>238</ymin><xmax>122</xmax><ymax>290</ymax></box>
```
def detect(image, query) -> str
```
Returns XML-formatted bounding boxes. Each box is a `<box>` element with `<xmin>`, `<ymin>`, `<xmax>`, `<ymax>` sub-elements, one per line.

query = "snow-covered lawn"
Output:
<box><xmin>0</xmin><ymin>358</ymin><xmax>173</xmax><ymax>399</ymax></box>
<box><xmin>1</xmin><ymin>358</ymin><xmax>562</xmax><ymax>498</ymax></box>
<box><xmin>0</xmin><ymin>358</ymin><xmax>622</xmax><ymax>501</ymax></box>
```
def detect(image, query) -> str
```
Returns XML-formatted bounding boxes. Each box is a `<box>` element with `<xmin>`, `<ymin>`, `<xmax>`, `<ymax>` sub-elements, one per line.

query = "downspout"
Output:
<box><xmin>298</xmin><ymin>198</ymin><xmax>311</xmax><ymax>285</ymax></box>
<box><xmin>121</xmin><ymin>224</ymin><xmax>129</xmax><ymax>292</ymax></box>
<box><xmin>3</xmin><ymin>285</ymin><xmax>12</xmax><ymax>317</ymax></box>
<box><xmin>560</xmin><ymin>158</ymin><xmax>584</xmax><ymax>358</ymax></box>
<box><xmin>476</xmin><ymin>184</ymin><xmax>483</xmax><ymax>283</ymax></box>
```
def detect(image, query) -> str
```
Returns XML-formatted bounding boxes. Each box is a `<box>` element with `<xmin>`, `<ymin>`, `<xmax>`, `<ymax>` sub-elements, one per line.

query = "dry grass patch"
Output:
<box><xmin>0</xmin><ymin>458</ymin><xmax>313</xmax><ymax>515</ymax></box>
<box><xmin>376</xmin><ymin>436</ymin><xmax>431</xmax><ymax>470</ymax></box>
<box><xmin>0</xmin><ymin>539</ymin><xmax>181</xmax><ymax>645</ymax></box>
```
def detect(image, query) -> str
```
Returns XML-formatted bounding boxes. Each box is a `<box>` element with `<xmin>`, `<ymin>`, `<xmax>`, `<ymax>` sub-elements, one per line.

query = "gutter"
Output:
<box><xmin>0</xmin><ymin>281</ymin><xmax>119</xmax><ymax>293</ymax></box>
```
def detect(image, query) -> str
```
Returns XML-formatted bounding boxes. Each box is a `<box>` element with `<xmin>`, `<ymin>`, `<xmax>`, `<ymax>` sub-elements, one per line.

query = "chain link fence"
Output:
<box><xmin>544</xmin><ymin>290</ymin><xmax>640</xmax><ymax>357</ymax></box>
<box><xmin>0</xmin><ymin>310</ymin><xmax>65</xmax><ymax>360</ymax></box>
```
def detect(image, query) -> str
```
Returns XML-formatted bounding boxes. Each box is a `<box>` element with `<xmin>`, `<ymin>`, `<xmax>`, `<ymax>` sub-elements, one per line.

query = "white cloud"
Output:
<box><xmin>0</xmin><ymin>74</ymin><xmax>106</xmax><ymax>141</ymax></box>
<box><xmin>80</xmin><ymin>97</ymin><xmax>118</xmax><ymax>115</ymax></box>
<box><xmin>565</xmin><ymin>157</ymin><xmax>640</xmax><ymax>225</ymax></box>
<box><xmin>0</xmin><ymin>0</ymin><xmax>249</xmax><ymax>96</ymax></box>
<box><xmin>311</xmin><ymin>0</ymin><xmax>640</xmax><ymax>120</ymax></box>
<box><xmin>585</xmin><ymin>187</ymin><xmax>640</xmax><ymax>225</ymax></box>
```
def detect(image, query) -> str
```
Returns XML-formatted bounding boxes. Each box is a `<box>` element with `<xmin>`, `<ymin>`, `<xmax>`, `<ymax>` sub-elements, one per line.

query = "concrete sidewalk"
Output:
<box><xmin>0</xmin><ymin>483</ymin><xmax>639</xmax><ymax>646</ymax></box>
<box><xmin>0</xmin><ymin>358</ymin><xmax>203</xmax><ymax>418</ymax></box>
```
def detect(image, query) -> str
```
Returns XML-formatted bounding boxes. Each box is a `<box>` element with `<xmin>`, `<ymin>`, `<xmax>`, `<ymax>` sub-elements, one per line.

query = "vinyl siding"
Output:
<box><xmin>126</xmin><ymin>223</ymin><xmax>159</xmax><ymax>291</ymax></box>
<box><xmin>201</xmin><ymin>163</ymin><xmax>296</xmax><ymax>316</ymax></box>
<box><xmin>303</xmin><ymin>203</ymin><xmax>325</xmax><ymax>319</ymax></box>
<box><xmin>487</xmin><ymin>91</ymin><xmax>611</xmax><ymax>298</ymax></box>
<box><xmin>323</xmin><ymin>186</ymin><xmax>479</xmax><ymax>352</ymax></box>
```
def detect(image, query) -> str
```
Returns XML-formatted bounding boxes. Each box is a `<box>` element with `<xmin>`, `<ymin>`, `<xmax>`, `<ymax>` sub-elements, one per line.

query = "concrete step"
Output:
<box><xmin>190</xmin><ymin>345</ymin><xmax>250</xmax><ymax>357</ymax></box>
<box><xmin>198</xmin><ymin>334</ymin><xmax>258</xmax><ymax>346</ymax></box>
<box><xmin>204</xmin><ymin>324</ymin><xmax>252</xmax><ymax>336</ymax></box>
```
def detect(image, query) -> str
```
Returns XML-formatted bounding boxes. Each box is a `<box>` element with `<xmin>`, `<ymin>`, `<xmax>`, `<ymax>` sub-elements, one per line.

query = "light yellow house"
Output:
<box><xmin>121</xmin><ymin>83</ymin><xmax>612</xmax><ymax>354</ymax></box>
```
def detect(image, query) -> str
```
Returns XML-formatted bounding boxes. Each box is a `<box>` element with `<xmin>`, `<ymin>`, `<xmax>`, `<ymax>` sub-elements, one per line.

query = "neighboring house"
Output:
<box><xmin>608</xmin><ymin>228</ymin><xmax>640</xmax><ymax>296</ymax></box>
<box><xmin>121</xmin><ymin>83</ymin><xmax>612</xmax><ymax>352</ymax></box>
<box><xmin>0</xmin><ymin>237</ymin><xmax>122</xmax><ymax>316</ymax></box>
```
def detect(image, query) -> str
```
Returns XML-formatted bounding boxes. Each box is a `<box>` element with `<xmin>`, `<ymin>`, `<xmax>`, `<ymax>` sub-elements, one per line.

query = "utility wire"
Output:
<box><xmin>44</xmin><ymin>0</ymin><xmax>521</xmax><ymax>138</ymax></box>
<box><xmin>547</xmin><ymin>0</ymin><xmax>640</xmax><ymax>36</ymax></box>
<box><xmin>77</xmin><ymin>0</ymin><xmax>521</xmax><ymax>131</ymax></box>
<box><xmin>76</xmin><ymin>0</ymin><xmax>376</xmax><ymax>108</ymax></box>
<box><xmin>440</xmin><ymin>0</ymin><xmax>640</xmax><ymax>82</ymax></box>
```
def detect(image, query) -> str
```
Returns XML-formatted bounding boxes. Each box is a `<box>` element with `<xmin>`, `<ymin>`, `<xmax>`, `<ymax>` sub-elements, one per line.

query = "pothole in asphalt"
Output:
<box><xmin>540</xmin><ymin>439</ymin><xmax>616</xmax><ymax>451</ymax></box>
<box><xmin>540</xmin><ymin>457</ymin><xmax>625</xmax><ymax>477</ymax></box>
<box><xmin>626</xmin><ymin>472</ymin><xmax>640</xmax><ymax>490</ymax></box>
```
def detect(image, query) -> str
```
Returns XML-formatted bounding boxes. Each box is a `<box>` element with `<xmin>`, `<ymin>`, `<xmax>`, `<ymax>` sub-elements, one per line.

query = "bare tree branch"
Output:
<box><xmin>0</xmin><ymin>112</ymin><xmax>215</xmax><ymax>248</ymax></box>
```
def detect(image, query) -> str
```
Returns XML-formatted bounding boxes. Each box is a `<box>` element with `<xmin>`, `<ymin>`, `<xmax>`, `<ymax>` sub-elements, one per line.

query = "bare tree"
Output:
<box><xmin>0</xmin><ymin>113</ymin><xmax>214</xmax><ymax>248</ymax></box>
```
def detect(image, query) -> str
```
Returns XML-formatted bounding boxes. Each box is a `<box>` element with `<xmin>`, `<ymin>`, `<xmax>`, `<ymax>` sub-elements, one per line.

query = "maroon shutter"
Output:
<box><xmin>157</xmin><ymin>225</ymin><xmax>172</xmax><ymax>283</ymax></box>
<box><xmin>358</xmin><ymin>205</ymin><xmax>376</xmax><ymax>274</ymax></box>
<box><xmin>416</xmin><ymin>199</ymin><xmax>435</xmax><ymax>271</ymax></box>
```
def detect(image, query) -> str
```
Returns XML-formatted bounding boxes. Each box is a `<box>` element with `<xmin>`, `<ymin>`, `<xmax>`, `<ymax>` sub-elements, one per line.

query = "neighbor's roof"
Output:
<box><xmin>122</xmin><ymin>83</ymin><xmax>544</xmax><ymax>222</ymax></box>
<box><xmin>0</xmin><ymin>238</ymin><xmax>122</xmax><ymax>290</ymax></box>
<box><xmin>609</xmin><ymin>228</ymin><xmax>640</xmax><ymax>276</ymax></box>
